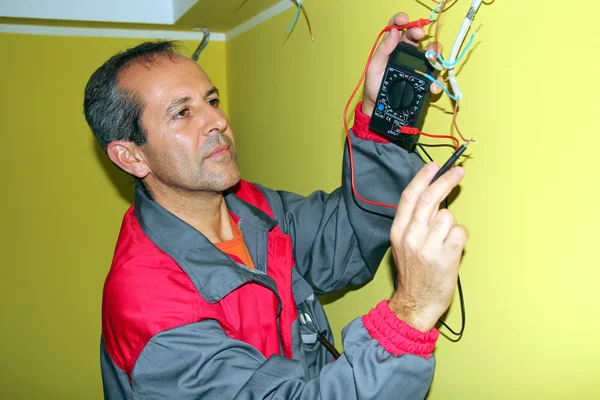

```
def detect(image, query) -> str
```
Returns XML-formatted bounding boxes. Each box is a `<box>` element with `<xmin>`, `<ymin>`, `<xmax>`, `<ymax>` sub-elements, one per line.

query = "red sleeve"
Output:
<box><xmin>351</xmin><ymin>101</ymin><xmax>391</xmax><ymax>144</ymax></box>
<box><xmin>362</xmin><ymin>300</ymin><xmax>439</xmax><ymax>358</ymax></box>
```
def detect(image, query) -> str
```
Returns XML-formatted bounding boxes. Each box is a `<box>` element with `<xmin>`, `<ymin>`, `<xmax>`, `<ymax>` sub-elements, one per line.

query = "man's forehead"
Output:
<box><xmin>118</xmin><ymin>55</ymin><xmax>212</xmax><ymax>102</ymax></box>
<box><xmin>122</xmin><ymin>52</ymin><xmax>193</xmax><ymax>70</ymax></box>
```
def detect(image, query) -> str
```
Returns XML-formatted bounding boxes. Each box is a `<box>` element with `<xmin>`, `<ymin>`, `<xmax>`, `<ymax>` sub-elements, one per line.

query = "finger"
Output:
<box><xmin>372</xmin><ymin>28</ymin><xmax>401</xmax><ymax>68</ymax></box>
<box><xmin>424</xmin><ymin>209</ymin><xmax>456</xmax><ymax>250</ymax></box>
<box><xmin>410</xmin><ymin>167</ymin><xmax>464</xmax><ymax>227</ymax></box>
<box><xmin>400</xmin><ymin>27</ymin><xmax>425</xmax><ymax>47</ymax></box>
<box><xmin>425</xmin><ymin>41</ymin><xmax>444</xmax><ymax>55</ymax></box>
<box><xmin>389</xmin><ymin>12</ymin><xmax>409</xmax><ymax>27</ymax></box>
<box><xmin>443</xmin><ymin>224</ymin><xmax>470</xmax><ymax>258</ymax></box>
<box><xmin>424</xmin><ymin>42</ymin><xmax>444</xmax><ymax>94</ymax></box>
<box><xmin>430</xmin><ymin>76</ymin><xmax>444</xmax><ymax>95</ymax></box>
<box><xmin>393</xmin><ymin>162</ymin><xmax>441</xmax><ymax>233</ymax></box>
<box><xmin>383</xmin><ymin>13</ymin><xmax>409</xmax><ymax>40</ymax></box>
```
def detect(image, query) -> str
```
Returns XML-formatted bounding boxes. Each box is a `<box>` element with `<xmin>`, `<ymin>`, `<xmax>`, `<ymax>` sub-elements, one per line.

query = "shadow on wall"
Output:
<box><xmin>92</xmin><ymin>138</ymin><xmax>135</xmax><ymax>205</ymax></box>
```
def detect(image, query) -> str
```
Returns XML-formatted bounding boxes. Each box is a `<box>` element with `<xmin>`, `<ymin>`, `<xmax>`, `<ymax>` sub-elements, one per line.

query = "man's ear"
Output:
<box><xmin>106</xmin><ymin>141</ymin><xmax>150</xmax><ymax>179</ymax></box>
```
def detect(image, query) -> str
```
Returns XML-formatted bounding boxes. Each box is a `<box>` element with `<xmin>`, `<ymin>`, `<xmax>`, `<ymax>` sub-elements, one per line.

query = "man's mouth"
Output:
<box><xmin>206</xmin><ymin>145</ymin><xmax>230</xmax><ymax>159</ymax></box>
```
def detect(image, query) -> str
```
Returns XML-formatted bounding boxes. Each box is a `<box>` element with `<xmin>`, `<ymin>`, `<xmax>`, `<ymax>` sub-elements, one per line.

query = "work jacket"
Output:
<box><xmin>100</xmin><ymin>104</ymin><xmax>440</xmax><ymax>399</ymax></box>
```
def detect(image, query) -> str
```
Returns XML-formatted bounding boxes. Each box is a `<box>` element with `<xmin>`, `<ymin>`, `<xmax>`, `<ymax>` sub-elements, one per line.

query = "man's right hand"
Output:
<box><xmin>388</xmin><ymin>163</ymin><xmax>469</xmax><ymax>332</ymax></box>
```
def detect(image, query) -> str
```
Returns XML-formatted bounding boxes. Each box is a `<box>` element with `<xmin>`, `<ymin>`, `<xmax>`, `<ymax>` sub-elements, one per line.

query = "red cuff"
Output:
<box><xmin>362</xmin><ymin>300</ymin><xmax>439</xmax><ymax>359</ymax></box>
<box><xmin>352</xmin><ymin>102</ymin><xmax>391</xmax><ymax>143</ymax></box>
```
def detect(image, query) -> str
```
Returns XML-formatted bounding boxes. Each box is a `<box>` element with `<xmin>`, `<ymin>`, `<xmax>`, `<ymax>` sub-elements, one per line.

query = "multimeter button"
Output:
<box><xmin>390</xmin><ymin>81</ymin><xmax>415</xmax><ymax>112</ymax></box>
<box><xmin>378</xmin><ymin>104</ymin><xmax>385</xmax><ymax>111</ymax></box>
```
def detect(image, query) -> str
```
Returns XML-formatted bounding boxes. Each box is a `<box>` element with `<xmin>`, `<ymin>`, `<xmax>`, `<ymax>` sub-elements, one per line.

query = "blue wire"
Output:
<box><xmin>443</xmin><ymin>32</ymin><xmax>476</xmax><ymax>67</ymax></box>
<box><xmin>286</xmin><ymin>2</ymin><xmax>302</xmax><ymax>33</ymax></box>
<box><xmin>430</xmin><ymin>5</ymin><xmax>440</xmax><ymax>21</ymax></box>
<box><xmin>420</xmin><ymin>72</ymin><xmax>460</xmax><ymax>101</ymax></box>
<box><xmin>427</xmin><ymin>32</ymin><xmax>476</xmax><ymax>68</ymax></box>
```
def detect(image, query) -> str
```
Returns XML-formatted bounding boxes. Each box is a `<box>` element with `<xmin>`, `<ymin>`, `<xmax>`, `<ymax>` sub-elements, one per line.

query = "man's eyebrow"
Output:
<box><xmin>165</xmin><ymin>96</ymin><xmax>191</xmax><ymax>117</ymax></box>
<box><xmin>205</xmin><ymin>87</ymin><xmax>219</xmax><ymax>98</ymax></box>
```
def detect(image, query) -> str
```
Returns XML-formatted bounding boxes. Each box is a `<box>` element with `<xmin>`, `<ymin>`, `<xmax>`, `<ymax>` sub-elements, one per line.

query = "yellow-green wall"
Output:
<box><xmin>4</xmin><ymin>0</ymin><xmax>600</xmax><ymax>397</ymax></box>
<box><xmin>0</xmin><ymin>33</ymin><xmax>227</xmax><ymax>399</ymax></box>
<box><xmin>227</xmin><ymin>0</ymin><xmax>600</xmax><ymax>398</ymax></box>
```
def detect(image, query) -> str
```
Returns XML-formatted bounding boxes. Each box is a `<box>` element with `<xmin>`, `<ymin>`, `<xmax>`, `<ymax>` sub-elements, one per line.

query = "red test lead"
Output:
<box><xmin>343</xmin><ymin>18</ymin><xmax>451</xmax><ymax>210</ymax></box>
<box><xmin>384</xmin><ymin>18</ymin><xmax>433</xmax><ymax>32</ymax></box>
<box><xmin>399</xmin><ymin>126</ymin><xmax>460</xmax><ymax>151</ymax></box>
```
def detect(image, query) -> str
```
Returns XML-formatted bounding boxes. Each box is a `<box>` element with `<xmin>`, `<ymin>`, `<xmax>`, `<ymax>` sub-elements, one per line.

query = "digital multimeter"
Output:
<box><xmin>369</xmin><ymin>42</ymin><xmax>439</xmax><ymax>152</ymax></box>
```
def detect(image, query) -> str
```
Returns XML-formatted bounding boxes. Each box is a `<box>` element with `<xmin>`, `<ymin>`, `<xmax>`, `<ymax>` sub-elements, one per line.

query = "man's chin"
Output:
<box><xmin>215</xmin><ymin>169</ymin><xmax>241</xmax><ymax>192</ymax></box>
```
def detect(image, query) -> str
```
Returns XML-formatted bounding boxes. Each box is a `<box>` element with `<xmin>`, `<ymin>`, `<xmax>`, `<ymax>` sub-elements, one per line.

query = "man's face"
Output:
<box><xmin>120</xmin><ymin>55</ymin><xmax>240</xmax><ymax>194</ymax></box>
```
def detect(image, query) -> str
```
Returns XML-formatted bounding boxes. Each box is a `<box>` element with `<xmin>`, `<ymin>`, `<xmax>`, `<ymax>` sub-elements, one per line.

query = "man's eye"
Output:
<box><xmin>208</xmin><ymin>98</ymin><xmax>220</xmax><ymax>107</ymax></box>
<box><xmin>174</xmin><ymin>108</ymin><xmax>190</xmax><ymax>119</ymax></box>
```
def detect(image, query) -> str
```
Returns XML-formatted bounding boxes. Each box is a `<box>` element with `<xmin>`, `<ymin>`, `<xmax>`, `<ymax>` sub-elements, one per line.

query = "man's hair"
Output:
<box><xmin>83</xmin><ymin>40</ymin><xmax>181</xmax><ymax>152</ymax></box>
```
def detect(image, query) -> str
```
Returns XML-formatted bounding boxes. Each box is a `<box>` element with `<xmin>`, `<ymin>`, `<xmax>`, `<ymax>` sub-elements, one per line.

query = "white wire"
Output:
<box><xmin>446</xmin><ymin>0</ymin><xmax>483</xmax><ymax>100</ymax></box>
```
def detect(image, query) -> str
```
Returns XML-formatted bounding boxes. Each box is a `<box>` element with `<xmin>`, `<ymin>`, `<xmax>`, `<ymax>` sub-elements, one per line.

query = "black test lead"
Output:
<box><xmin>431</xmin><ymin>138</ymin><xmax>475</xmax><ymax>183</ymax></box>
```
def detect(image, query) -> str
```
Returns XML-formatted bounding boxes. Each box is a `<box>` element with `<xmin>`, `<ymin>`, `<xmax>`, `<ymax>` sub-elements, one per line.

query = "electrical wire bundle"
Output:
<box><xmin>286</xmin><ymin>0</ymin><xmax>313</xmax><ymax>41</ymax></box>
<box><xmin>424</xmin><ymin>0</ymin><xmax>484</xmax><ymax>143</ymax></box>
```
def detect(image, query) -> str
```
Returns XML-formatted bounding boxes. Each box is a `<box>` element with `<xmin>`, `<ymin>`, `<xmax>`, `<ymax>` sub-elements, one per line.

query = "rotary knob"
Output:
<box><xmin>389</xmin><ymin>80</ymin><xmax>415</xmax><ymax>112</ymax></box>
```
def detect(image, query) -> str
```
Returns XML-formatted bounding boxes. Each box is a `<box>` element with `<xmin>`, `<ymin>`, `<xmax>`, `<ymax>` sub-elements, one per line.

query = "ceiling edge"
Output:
<box><xmin>0</xmin><ymin>0</ymin><xmax>295</xmax><ymax>41</ymax></box>
<box><xmin>0</xmin><ymin>23</ymin><xmax>226</xmax><ymax>40</ymax></box>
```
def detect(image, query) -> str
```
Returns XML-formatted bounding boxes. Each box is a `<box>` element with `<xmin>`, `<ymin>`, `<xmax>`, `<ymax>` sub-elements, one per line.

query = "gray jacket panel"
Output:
<box><xmin>256</xmin><ymin>131</ymin><xmax>423</xmax><ymax>295</ymax></box>
<box><xmin>128</xmin><ymin>318</ymin><xmax>434</xmax><ymax>400</ymax></box>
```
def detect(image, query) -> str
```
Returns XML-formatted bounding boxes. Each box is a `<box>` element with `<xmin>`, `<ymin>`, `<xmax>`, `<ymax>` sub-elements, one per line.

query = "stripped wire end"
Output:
<box><xmin>300</xmin><ymin>2</ymin><xmax>314</xmax><ymax>41</ymax></box>
<box><xmin>286</xmin><ymin>0</ymin><xmax>314</xmax><ymax>41</ymax></box>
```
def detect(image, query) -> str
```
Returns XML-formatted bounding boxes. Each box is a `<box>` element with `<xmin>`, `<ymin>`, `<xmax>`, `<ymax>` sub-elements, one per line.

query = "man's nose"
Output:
<box><xmin>202</xmin><ymin>104</ymin><xmax>227</xmax><ymax>136</ymax></box>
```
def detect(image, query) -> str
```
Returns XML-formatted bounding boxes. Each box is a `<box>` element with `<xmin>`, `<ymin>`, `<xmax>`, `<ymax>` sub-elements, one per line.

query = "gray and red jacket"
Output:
<box><xmin>101</xmin><ymin>104</ymin><xmax>440</xmax><ymax>399</ymax></box>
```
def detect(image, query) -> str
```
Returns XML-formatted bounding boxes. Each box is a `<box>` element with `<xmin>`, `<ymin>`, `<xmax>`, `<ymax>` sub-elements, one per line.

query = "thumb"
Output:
<box><xmin>371</xmin><ymin>28</ymin><xmax>400</xmax><ymax>71</ymax></box>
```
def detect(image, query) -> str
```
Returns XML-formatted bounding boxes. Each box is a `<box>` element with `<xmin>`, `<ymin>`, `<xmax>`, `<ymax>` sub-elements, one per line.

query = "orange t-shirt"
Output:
<box><xmin>214</xmin><ymin>216</ymin><xmax>256</xmax><ymax>270</ymax></box>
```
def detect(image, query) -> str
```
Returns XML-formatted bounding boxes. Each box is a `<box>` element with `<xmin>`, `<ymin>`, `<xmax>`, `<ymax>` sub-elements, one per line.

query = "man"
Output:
<box><xmin>84</xmin><ymin>11</ymin><xmax>469</xmax><ymax>399</ymax></box>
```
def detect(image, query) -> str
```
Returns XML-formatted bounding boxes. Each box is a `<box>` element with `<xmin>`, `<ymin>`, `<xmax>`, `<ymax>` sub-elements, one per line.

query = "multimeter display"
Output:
<box><xmin>396</xmin><ymin>50</ymin><xmax>430</xmax><ymax>71</ymax></box>
<box><xmin>369</xmin><ymin>42</ymin><xmax>439</xmax><ymax>151</ymax></box>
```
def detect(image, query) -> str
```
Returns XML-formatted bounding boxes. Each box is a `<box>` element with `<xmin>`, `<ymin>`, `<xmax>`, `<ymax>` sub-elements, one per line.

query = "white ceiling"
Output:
<box><xmin>0</xmin><ymin>0</ymin><xmax>286</xmax><ymax>32</ymax></box>
<box><xmin>0</xmin><ymin>0</ymin><xmax>197</xmax><ymax>25</ymax></box>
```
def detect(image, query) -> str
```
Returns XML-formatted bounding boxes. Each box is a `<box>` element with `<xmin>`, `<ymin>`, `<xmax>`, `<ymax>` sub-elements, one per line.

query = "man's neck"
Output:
<box><xmin>148</xmin><ymin>184</ymin><xmax>233</xmax><ymax>244</ymax></box>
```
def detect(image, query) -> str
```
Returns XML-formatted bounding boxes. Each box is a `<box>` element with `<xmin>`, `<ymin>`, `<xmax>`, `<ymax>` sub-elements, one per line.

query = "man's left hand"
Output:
<box><xmin>362</xmin><ymin>12</ymin><xmax>444</xmax><ymax>116</ymax></box>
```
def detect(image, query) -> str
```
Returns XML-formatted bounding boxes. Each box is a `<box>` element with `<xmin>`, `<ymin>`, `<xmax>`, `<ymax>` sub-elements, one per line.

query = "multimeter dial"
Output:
<box><xmin>375</xmin><ymin>67</ymin><xmax>428</xmax><ymax>126</ymax></box>
<box><xmin>389</xmin><ymin>80</ymin><xmax>414</xmax><ymax>111</ymax></box>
